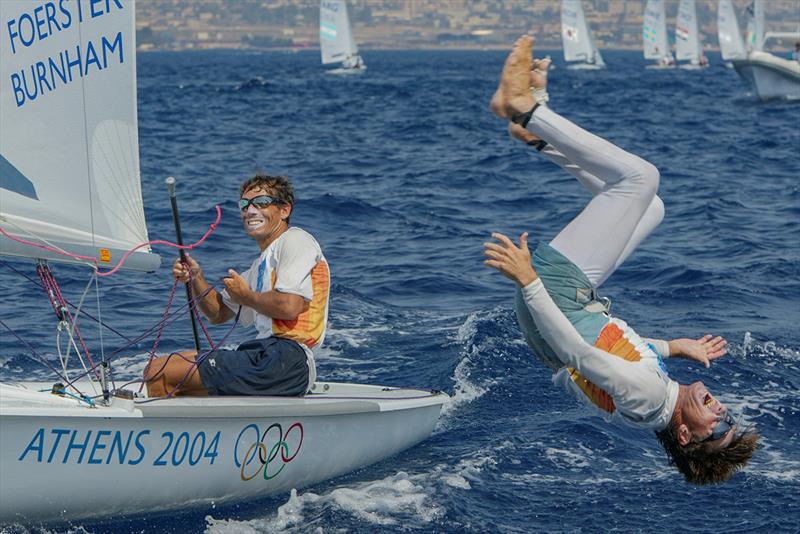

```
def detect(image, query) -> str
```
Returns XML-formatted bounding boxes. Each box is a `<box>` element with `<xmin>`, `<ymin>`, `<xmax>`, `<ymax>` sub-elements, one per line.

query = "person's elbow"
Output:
<box><xmin>207</xmin><ymin>306</ymin><xmax>234</xmax><ymax>325</ymax></box>
<box><xmin>275</xmin><ymin>293</ymin><xmax>306</xmax><ymax>321</ymax></box>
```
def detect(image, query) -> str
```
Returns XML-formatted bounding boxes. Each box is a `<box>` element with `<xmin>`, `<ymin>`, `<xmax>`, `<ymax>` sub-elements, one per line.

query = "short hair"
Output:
<box><xmin>240</xmin><ymin>174</ymin><xmax>295</xmax><ymax>222</ymax></box>
<box><xmin>655</xmin><ymin>423</ymin><xmax>760</xmax><ymax>485</ymax></box>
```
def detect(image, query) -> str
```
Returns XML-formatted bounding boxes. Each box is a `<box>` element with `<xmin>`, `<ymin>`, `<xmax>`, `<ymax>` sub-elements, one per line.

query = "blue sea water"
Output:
<box><xmin>1</xmin><ymin>49</ymin><xmax>799</xmax><ymax>532</ymax></box>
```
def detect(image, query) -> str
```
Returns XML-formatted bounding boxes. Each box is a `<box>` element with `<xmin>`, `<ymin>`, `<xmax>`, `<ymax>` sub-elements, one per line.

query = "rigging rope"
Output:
<box><xmin>0</xmin><ymin>205</ymin><xmax>221</xmax><ymax>276</ymax></box>
<box><xmin>1</xmin><ymin>206</ymin><xmax>225</xmax><ymax>400</ymax></box>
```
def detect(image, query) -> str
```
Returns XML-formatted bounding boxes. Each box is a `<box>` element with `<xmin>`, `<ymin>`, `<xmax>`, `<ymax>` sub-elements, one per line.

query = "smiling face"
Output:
<box><xmin>240</xmin><ymin>186</ymin><xmax>292</xmax><ymax>249</ymax></box>
<box><xmin>677</xmin><ymin>381</ymin><xmax>734</xmax><ymax>448</ymax></box>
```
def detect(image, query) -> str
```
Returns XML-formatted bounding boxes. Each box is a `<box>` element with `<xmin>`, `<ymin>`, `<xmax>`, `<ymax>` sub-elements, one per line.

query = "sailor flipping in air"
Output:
<box><xmin>484</xmin><ymin>35</ymin><xmax>759</xmax><ymax>485</ymax></box>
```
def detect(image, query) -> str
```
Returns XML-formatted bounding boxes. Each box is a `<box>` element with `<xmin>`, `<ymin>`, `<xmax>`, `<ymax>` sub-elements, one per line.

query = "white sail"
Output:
<box><xmin>675</xmin><ymin>0</ymin><xmax>704</xmax><ymax>64</ymax></box>
<box><xmin>643</xmin><ymin>0</ymin><xmax>672</xmax><ymax>64</ymax></box>
<box><xmin>0</xmin><ymin>0</ymin><xmax>158</xmax><ymax>272</ymax></box>
<box><xmin>319</xmin><ymin>0</ymin><xmax>364</xmax><ymax>69</ymax></box>
<box><xmin>745</xmin><ymin>0</ymin><xmax>764</xmax><ymax>52</ymax></box>
<box><xmin>718</xmin><ymin>0</ymin><xmax>746</xmax><ymax>61</ymax></box>
<box><xmin>561</xmin><ymin>0</ymin><xmax>605</xmax><ymax>67</ymax></box>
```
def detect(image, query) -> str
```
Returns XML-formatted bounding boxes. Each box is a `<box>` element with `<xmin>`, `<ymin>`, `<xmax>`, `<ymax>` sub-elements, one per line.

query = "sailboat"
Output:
<box><xmin>732</xmin><ymin>0</ymin><xmax>800</xmax><ymax>100</ymax></box>
<box><xmin>319</xmin><ymin>0</ymin><xmax>366</xmax><ymax>73</ymax></box>
<box><xmin>643</xmin><ymin>0</ymin><xmax>675</xmax><ymax>68</ymax></box>
<box><xmin>717</xmin><ymin>0</ymin><xmax>746</xmax><ymax>67</ymax></box>
<box><xmin>675</xmin><ymin>0</ymin><xmax>709</xmax><ymax>68</ymax></box>
<box><xmin>561</xmin><ymin>0</ymin><xmax>606</xmax><ymax>69</ymax></box>
<box><xmin>0</xmin><ymin>0</ymin><xmax>445</xmax><ymax>523</ymax></box>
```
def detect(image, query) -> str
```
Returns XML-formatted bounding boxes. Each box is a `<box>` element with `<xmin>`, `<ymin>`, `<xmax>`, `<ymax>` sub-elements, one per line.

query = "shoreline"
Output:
<box><xmin>137</xmin><ymin>44</ymin><xmax>794</xmax><ymax>54</ymax></box>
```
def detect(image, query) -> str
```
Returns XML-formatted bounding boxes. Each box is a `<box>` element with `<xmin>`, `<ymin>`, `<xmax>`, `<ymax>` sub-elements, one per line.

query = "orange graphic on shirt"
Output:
<box><xmin>567</xmin><ymin>322</ymin><xmax>642</xmax><ymax>413</ymax></box>
<box><xmin>271</xmin><ymin>260</ymin><xmax>330</xmax><ymax>348</ymax></box>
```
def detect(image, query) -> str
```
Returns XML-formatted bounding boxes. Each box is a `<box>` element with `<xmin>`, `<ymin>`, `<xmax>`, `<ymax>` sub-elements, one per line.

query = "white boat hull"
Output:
<box><xmin>0</xmin><ymin>381</ymin><xmax>447</xmax><ymax>523</ymax></box>
<box><xmin>733</xmin><ymin>51</ymin><xmax>800</xmax><ymax>100</ymax></box>
<box><xmin>327</xmin><ymin>66</ymin><xmax>367</xmax><ymax>75</ymax></box>
<box><xmin>566</xmin><ymin>63</ymin><xmax>605</xmax><ymax>70</ymax></box>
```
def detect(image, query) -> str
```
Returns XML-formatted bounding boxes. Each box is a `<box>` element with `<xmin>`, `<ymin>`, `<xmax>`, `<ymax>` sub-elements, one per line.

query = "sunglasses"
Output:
<box><xmin>239</xmin><ymin>195</ymin><xmax>281</xmax><ymax>212</ymax></box>
<box><xmin>701</xmin><ymin>411</ymin><xmax>736</xmax><ymax>443</ymax></box>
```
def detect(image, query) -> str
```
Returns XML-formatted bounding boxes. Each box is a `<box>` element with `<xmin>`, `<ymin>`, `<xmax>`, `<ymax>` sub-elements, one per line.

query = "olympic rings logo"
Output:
<box><xmin>234</xmin><ymin>422</ymin><xmax>303</xmax><ymax>481</ymax></box>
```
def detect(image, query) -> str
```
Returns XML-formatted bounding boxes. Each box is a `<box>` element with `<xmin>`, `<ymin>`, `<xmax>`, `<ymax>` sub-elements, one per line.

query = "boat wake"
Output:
<box><xmin>204</xmin><ymin>445</ymin><xmax>512</xmax><ymax>533</ymax></box>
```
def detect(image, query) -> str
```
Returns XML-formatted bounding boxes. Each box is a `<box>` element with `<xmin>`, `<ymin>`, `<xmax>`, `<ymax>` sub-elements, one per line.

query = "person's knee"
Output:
<box><xmin>649</xmin><ymin>195</ymin><xmax>665</xmax><ymax>226</ymax></box>
<box><xmin>143</xmin><ymin>356</ymin><xmax>168</xmax><ymax>383</ymax></box>
<box><xmin>627</xmin><ymin>160</ymin><xmax>660</xmax><ymax>201</ymax></box>
<box><xmin>146</xmin><ymin>376</ymin><xmax>167</xmax><ymax>397</ymax></box>
<box><xmin>641</xmin><ymin>161</ymin><xmax>660</xmax><ymax>191</ymax></box>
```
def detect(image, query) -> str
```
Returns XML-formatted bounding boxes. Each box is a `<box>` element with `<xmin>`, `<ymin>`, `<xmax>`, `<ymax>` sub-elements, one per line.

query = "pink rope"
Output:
<box><xmin>0</xmin><ymin>205</ymin><xmax>222</xmax><ymax>277</ymax></box>
<box><xmin>185</xmin><ymin>266</ymin><xmax>217</xmax><ymax>349</ymax></box>
<box><xmin>138</xmin><ymin>276</ymin><xmax>180</xmax><ymax>393</ymax></box>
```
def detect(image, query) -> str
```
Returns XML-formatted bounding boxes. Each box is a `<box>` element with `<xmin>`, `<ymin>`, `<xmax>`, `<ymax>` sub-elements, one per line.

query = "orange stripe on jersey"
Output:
<box><xmin>567</xmin><ymin>321</ymin><xmax>642</xmax><ymax>413</ymax></box>
<box><xmin>272</xmin><ymin>260</ymin><xmax>330</xmax><ymax>348</ymax></box>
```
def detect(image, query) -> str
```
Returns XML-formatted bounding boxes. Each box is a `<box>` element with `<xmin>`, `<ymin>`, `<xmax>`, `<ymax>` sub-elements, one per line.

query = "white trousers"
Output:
<box><xmin>526</xmin><ymin>107</ymin><xmax>664</xmax><ymax>287</ymax></box>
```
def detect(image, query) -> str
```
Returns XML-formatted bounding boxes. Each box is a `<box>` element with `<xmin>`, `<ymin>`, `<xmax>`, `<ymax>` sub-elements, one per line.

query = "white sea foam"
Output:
<box><xmin>0</xmin><ymin>355</ymin><xmax>23</xmax><ymax>373</ymax></box>
<box><xmin>205</xmin><ymin>471</ymin><xmax>443</xmax><ymax>533</ymax></box>
<box><xmin>438</xmin><ymin>354</ymin><xmax>489</xmax><ymax>423</ymax></box>
<box><xmin>0</xmin><ymin>526</ymin><xmax>95</xmax><ymax>534</ymax></box>
<box><xmin>438</xmin><ymin>310</ymin><xmax>509</xmax><ymax>425</ymax></box>
<box><xmin>543</xmin><ymin>445</ymin><xmax>592</xmax><ymax>469</ymax></box>
<box><xmin>204</xmin><ymin>444</ymin><xmax>507</xmax><ymax>532</ymax></box>
<box><xmin>324</xmin><ymin>323</ymin><xmax>392</xmax><ymax>350</ymax></box>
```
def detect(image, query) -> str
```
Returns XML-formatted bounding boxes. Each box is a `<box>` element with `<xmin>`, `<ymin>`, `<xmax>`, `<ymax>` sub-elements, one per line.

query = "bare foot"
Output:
<box><xmin>507</xmin><ymin>57</ymin><xmax>552</xmax><ymax>144</ymax></box>
<box><xmin>489</xmin><ymin>36</ymin><xmax>535</xmax><ymax>118</ymax></box>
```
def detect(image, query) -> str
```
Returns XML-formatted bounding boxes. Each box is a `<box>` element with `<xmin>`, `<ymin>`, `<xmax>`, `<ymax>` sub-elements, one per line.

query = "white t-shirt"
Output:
<box><xmin>221</xmin><ymin>227</ymin><xmax>330</xmax><ymax>388</ymax></box>
<box><xmin>521</xmin><ymin>279</ymin><xmax>678</xmax><ymax>431</ymax></box>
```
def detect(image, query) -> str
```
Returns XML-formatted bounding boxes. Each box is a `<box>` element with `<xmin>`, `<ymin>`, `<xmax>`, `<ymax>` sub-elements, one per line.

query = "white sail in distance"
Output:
<box><xmin>718</xmin><ymin>0</ymin><xmax>746</xmax><ymax>60</ymax></box>
<box><xmin>0</xmin><ymin>0</ymin><xmax>158</xmax><ymax>272</ymax></box>
<box><xmin>675</xmin><ymin>0</ymin><xmax>704</xmax><ymax>63</ymax></box>
<box><xmin>561</xmin><ymin>0</ymin><xmax>605</xmax><ymax>67</ymax></box>
<box><xmin>643</xmin><ymin>0</ymin><xmax>672</xmax><ymax>63</ymax></box>
<box><xmin>320</xmin><ymin>0</ymin><xmax>363</xmax><ymax>68</ymax></box>
<box><xmin>745</xmin><ymin>0</ymin><xmax>764</xmax><ymax>52</ymax></box>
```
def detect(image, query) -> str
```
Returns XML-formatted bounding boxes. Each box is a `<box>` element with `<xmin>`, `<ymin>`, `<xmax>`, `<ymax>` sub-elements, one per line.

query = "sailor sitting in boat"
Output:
<box><xmin>145</xmin><ymin>174</ymin><xmax>329</xmax><ymax>397</ymax></box>
<box><xmin>484</xmin><ymin>36</ymin><xmax>759</xmax><ymax>485</ymax></box>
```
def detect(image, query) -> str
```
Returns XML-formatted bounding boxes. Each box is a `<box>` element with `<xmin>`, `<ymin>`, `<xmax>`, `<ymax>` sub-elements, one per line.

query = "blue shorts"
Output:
<box><xmin>197</xmin><ymin>337</ymin><xmax>309</xmax><ymax>396</ymax></box>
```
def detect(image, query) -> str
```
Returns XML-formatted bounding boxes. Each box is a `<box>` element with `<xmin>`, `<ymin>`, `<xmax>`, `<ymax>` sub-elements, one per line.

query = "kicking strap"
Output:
<box><xmin>527</xmin><ymin>139</ymin><xmax>548</xmax><ymax>151</ymax></box>
<box><xmin>510</xmin><ymin>102</ymin><xmax>539</xmax><ymax>128</ymax></box>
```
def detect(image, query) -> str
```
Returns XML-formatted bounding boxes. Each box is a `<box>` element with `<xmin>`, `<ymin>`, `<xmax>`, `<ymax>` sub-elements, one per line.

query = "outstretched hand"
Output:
<box><xmin>668</xmin><ymin>335</ymin><xmax>728</xmax><ymax>368</ymax></box>
<box><xmin>483</xmin><ymin>232</ymin><xmax>538</xmax><ymax>287</ymax></box>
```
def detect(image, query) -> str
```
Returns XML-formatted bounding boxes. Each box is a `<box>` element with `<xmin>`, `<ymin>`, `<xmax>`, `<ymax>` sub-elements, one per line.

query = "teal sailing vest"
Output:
<box><xmin>514</xmin><ymin>242</ymin><xmax>609</xmax><ymax>371</ymax></box>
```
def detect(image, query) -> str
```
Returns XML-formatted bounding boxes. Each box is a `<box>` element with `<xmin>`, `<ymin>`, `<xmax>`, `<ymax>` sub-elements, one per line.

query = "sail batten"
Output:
<box><xmin>0</xmin><ymin>0</ymin><xmax>159</xmax><ymax>272</ymax></box>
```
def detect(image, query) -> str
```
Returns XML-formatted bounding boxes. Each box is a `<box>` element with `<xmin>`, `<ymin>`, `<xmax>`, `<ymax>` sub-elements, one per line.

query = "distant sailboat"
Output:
<box><xmin>745</xmin><ymin>0</ymin><xmax>765</xmax><ymax>53</ymax></box>
<box><xmin>675</xmin><ymin>0</ymin><xmax>709</xmax><ymax>68</ymax></box>
<box><xmin>561</xmin><ymin>0</ymin><xmax>605</xmax><ymax>69</ymax></box>
<box><xmin>643</xmin><ymin>0</ymin><xmax>675</xmax><ymax>68</ymax></box>
<box><xmin>319</xmin><ymin>0</ymin><xmax>366</xmax><ymax>72</ymax></box>
<box><xmin>732</xmin><ymin>0</ymin><xmax>800</xmax><ymax>100</ymax></box>
<box><xmin>718</xmin><ymin>0</ymin><xmax>746</xmax><ymax>66</ymax></box>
